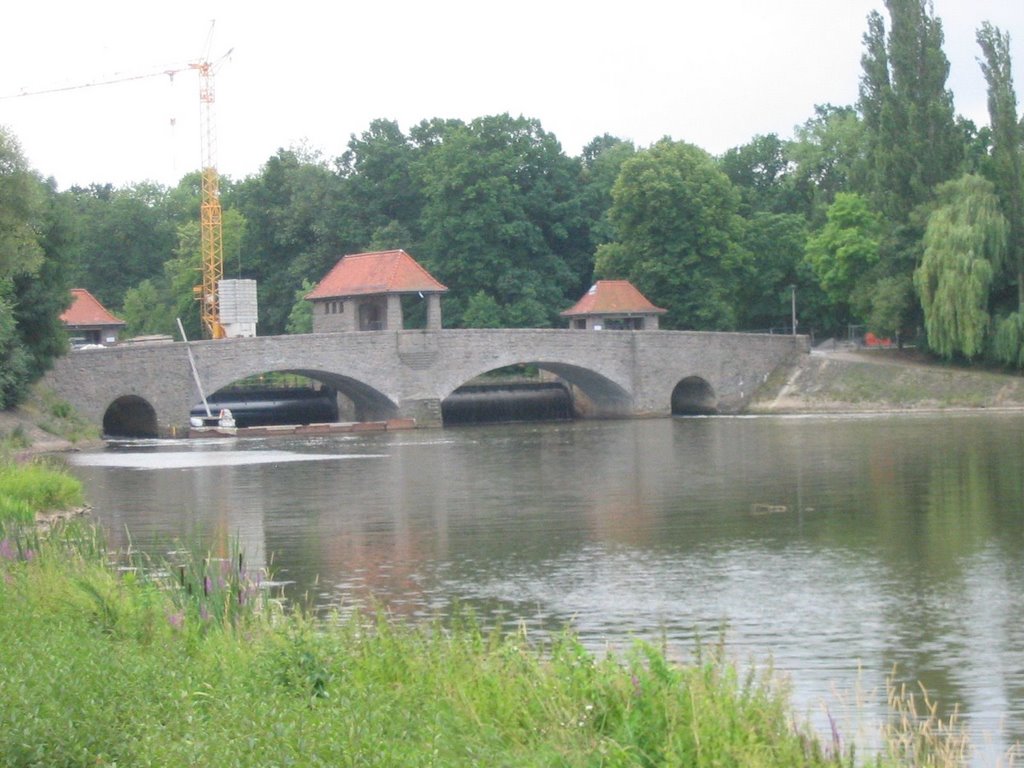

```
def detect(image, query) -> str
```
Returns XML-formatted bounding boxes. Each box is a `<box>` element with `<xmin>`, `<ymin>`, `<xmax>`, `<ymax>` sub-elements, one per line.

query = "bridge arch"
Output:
<box><xmin>198</xmin><ymin>368</ymin><xmax>400</xmax><ymax>424</ymax></box>
<box><xmin>441</xmin><ymin>359</ymin><xmax>634</xmax><ymax>420</ymax></box>
<box><xmin>671</xmin><ymin>376</ymin><xmax>718</xmax><ymax>416</ymax></box>
<box><xmin>283</xmin><ymin>369</ymin><xmax>399</xmax><ymax>422</ymax></box>
<box><xmin>103</xmin><ymin>395</ymin><xmax>159</xmax><ymax>438</ymax></box>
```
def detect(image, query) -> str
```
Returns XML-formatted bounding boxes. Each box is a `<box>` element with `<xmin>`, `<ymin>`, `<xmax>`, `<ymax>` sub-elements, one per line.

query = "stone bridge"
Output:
<box><xmin>43</xmin><ymin>329</ymin><xmax>808</xmax><ymax>436</ymax></box>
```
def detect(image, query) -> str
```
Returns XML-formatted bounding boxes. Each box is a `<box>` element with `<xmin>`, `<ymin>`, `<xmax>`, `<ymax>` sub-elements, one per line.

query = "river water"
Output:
<box><xmin>66</xmin><ymin>413</ymin><xmax>1024</xmax><ymax>763</ymax></box>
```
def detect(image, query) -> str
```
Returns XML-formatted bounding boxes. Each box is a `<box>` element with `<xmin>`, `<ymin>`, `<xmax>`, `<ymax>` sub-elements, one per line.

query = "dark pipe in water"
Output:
<box><xmin>442</xmin><ymin>382</ymin><xmax>573</xmax><ymax>425</ymax></box>
<box><xmin>190</xmin><ymin>387</ymin><xmax>339</xmax><ymax>428</ymax></box>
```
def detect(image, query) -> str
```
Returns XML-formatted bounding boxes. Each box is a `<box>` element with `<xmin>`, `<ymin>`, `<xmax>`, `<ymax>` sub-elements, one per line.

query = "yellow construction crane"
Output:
<box><xmin>190</xmin><ymin>26</ymin><xmax>230</xmax><ymax>340</ymax></box>
<box><xmin>2</xmin><ymin>26</ymin><xmax>231</xmax><ymax>340</ymax></box>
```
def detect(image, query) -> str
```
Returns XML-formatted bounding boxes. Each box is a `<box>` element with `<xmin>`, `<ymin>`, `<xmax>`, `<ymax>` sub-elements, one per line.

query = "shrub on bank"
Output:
<box><xmin>0</xmin><ymin>460</ymin><xmax>83</xmax><ymax>524</ymax></box>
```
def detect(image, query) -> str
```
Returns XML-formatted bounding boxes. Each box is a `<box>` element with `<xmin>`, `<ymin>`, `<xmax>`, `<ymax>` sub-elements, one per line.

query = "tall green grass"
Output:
<box><xmin>0</xmin><ymin>460</ymin><xmax>83</xmax><ymax>524</ymax></box>
<box><xmin>0</xmin><ymin>522</ymin><xmax>875</xmax><ymax>767</ymax></box>
<box><xmin>3</xmin><ymin>519</ymin><xmax>1003</xmax><ymax>766</ymax></box>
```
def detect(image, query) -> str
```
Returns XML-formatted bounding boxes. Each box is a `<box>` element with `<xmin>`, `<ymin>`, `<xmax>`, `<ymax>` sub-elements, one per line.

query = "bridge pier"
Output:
<box><xmin>398</xmin><ymin>398</ymin><xmax>443</xmax><ymax>428</ymax></box>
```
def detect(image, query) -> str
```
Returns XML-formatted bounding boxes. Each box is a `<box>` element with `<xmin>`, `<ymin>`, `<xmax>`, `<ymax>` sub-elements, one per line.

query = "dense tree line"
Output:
<box><xmin>2</xmin><ymin>0</ymin><xmax>1023</xmax><ymax>407</ymax></box>
<box><xmin>0</xmin><ymin>129</ymin><xmax>74</xmax><ymax>408</ymax></box>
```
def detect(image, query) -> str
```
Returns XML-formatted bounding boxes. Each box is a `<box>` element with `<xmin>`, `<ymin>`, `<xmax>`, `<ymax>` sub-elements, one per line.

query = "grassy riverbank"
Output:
<box><xmin>1</xmin><ymin>521</ymin><xmax>850</xmax><ymax>766</ymax></box>
<box><xmin>0</xmin><ymin>385</ymin><xmax>100</xmax><ymax>462</ymax></box>
<box><xmin>1</xmin><ymin>468</ymin><xmax>982</xmax><ymax>766</ymax></box>
<box><xmin>751</xmin><ymin>347</ymin><xmax>1024</xmax><ymax>413</ymax></box>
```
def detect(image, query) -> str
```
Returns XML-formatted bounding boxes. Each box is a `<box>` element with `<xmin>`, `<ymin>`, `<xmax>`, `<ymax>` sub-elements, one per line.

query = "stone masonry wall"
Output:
<box><xmin>44</xmin><ymin>330</ymin><xmax>808</xmax><ymax>434</ymax></box>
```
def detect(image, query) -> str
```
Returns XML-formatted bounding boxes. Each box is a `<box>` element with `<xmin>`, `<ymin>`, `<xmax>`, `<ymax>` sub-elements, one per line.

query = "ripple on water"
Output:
<box><xmin>69</xmin><ymin>450</ymin><xmax>385</xmax><ymax>470</ymax></box>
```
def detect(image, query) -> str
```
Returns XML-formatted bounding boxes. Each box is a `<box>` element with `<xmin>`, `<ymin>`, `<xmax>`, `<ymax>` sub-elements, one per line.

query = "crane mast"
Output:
<box><xmin>191</xmin><ymin>56</ymin><xmax>225</xmax><ymax>339</ymax></box>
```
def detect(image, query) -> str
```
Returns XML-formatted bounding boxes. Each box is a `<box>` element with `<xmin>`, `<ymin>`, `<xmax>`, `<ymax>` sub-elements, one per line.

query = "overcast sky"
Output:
<box><xmin>2</xmin><ymin>0</ymin><xmax>1022</xmax><ymax>190</ymax></box>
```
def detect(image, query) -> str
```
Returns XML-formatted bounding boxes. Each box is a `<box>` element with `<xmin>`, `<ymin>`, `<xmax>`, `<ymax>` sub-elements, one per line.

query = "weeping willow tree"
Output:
<box><xmin>992</xmin><ymin>313</ymin><xmax>1024</xmax><ymax>367</ymax></box>
<box><xmin>914</xmin><ymin>174</ymin><xmax>1008</xmax><ymax>360</ymax></box>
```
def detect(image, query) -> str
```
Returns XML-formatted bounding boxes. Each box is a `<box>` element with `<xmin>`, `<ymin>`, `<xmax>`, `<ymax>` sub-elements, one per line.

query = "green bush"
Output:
<box><xmin>0</xmin><ymin>461</ymin><xmax>83</xmax><ymax>521</ymax></box>
<box><xmin>48</xmin><ymin>399</ymin><xmax>72</xmax><ymax>419</ymax></box>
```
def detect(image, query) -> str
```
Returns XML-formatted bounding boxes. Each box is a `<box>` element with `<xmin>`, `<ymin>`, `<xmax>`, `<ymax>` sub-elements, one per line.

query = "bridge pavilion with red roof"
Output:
<box><xmin>306</xmin><ymin>250</ymin><xmax>448</xmax><ymax>333</ymax></box>
<box><xmin>561</xmin><ymin>280</ymin><xmax>666</xmax><ymax>331</ymax></box>
<box><xmin>60</xmin><ymin>288</ymin><xmax>126</xmax><ymax>347</ymax></box>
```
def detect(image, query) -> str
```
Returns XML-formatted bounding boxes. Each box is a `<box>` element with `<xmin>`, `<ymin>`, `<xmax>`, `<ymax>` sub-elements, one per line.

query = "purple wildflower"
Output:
<box><xmin>0</xmin><ymin>539</ymin><xmax>14</xmax><ymax>560</ymax></box>
<box><xmin>167</xmin><ymin>611</ymin><xmax>184</xmax><ymax>630</ymax></box>
<box><xmin>827</xmin><ymin>707</ymin><xmax>842</xmax><ymax>757</ymax></box>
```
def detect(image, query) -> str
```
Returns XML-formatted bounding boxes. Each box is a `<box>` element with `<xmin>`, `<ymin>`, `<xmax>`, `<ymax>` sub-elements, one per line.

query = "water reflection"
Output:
<box><xmin>67</xmin><ymin>414</ymin><xmax>1024</xmax><ymax>763</ymax></box>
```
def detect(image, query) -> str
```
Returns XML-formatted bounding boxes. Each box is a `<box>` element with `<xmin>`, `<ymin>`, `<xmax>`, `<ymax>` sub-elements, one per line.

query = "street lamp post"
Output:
<box><xmin>790</xmin><ymin>284</ymin><xmax>797</xmax><ymax>337</ymax></box>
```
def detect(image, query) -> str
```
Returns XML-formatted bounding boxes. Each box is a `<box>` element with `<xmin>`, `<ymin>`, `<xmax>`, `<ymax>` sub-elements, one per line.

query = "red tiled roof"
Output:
<box><xmin>306</xmin><ymin>250</ymin><xmax>448</xmax><ymax>299</ymax></box>
<box><xmin>60</xmin><ymin>288</ymin><xmax>125</xmax><ymax>327</ymax></box>
<box><xmin>560</xmin><ymin>280</ymin><xmax>666</xmax><ymax>317</ymax></box>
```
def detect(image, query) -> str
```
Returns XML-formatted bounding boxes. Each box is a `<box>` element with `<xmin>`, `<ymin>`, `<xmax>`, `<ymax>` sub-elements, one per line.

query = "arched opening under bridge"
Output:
<box><xmin>442</xmin><ymin>365</ymin><xmax>574</xmax><ymax>425</ymax></box>
<box><xmin>190</xmin><ymin>370</ymin><xmax>399</xmax><ymax>427</ymax></box>
<box><xmin>442</xmin><ymin>362</ymin><xmax>631</xmax><ymax>425</ymax></box>
<box><xmin>103</xmin><ymin>395</ymin><xmax>158</xmax><ymax>438</ymax></box>
<box><xmin>671</xmin><ymin>377</ymin><xmax>718</xmax><ymax>416</ymax></box>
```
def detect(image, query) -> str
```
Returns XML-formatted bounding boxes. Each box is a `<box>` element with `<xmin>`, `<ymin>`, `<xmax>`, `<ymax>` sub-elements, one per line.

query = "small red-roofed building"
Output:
<box><xmin>560</xmin><ymin>280</ymin><xmax>666</xmax><ymax>331</ymax></box>
<box><xmin>306</xmin><ymin>250</ymin><xmax>448</xmax><ymax>332</ymax></box>
<box><xmin>61</xmin><ymin>288</ymin><xmax>126</xmax><ymax>347</ymax></box>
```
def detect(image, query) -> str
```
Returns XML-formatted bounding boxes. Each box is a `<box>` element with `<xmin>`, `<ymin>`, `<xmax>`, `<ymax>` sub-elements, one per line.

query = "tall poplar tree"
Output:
<box><xmin>859</xmin><ymin>0</ymin><xmax>962</xmax><ymax>223</ymax></box>
<box><xmin>977</xmin><ymin>23</ymin><xmax>1024</xmax><ymax>312</ymax></box>
<box><xmin>856</xmin><ymin>0</ymin><xmax>962</xmax><ymax>340</ymax></box>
